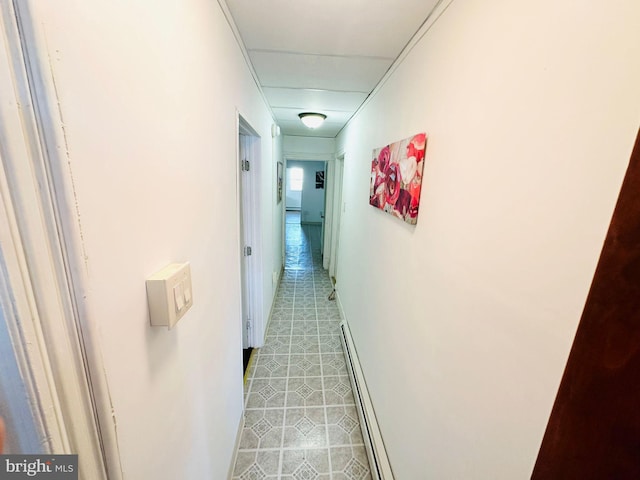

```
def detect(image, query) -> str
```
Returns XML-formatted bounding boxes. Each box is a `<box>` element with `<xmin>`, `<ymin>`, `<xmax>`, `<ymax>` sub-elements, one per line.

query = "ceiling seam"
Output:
<box><xmin>216</xmin><ymin>0</ymin><xmax>277</xmax><ymax>124</ymax></box>
<box><xmin>262</xmin><ymin>86</ymin><xmax>370</xmax><ymax>94</ymax></box>
<box><xmin>284</xmin><ymin>135</ymin><xmax>336</xmax><ymax>140</ymax></box>
<box><xmin>247</xmin><ymin>49</ymin><xmax>395</xmax><ymax>62</ymax></box>
<box><xmin>335</xmin><ymin>0</ymin><xmax>456</xmax><ymax>139</ymax></box>
<box><xmin>271</xmin><ymin>107</ymin><xmax>355</xmax><ymax>113</ymax></box>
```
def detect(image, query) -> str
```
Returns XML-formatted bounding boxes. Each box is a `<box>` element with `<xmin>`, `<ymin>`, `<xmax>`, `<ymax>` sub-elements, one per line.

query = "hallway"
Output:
<box><xmin>3</xmin><ymin>0</ymin><xmax>638</xmax><ymax>477</ymax></box>
<box><xmin>232</xmin><ymin>218</ymin><xmax>371</xmax><ymax>479</ymax></box>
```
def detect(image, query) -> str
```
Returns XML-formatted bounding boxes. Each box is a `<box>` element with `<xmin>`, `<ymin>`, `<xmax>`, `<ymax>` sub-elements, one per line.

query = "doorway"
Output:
<box><xmin>284</xmin><ymin>160</ymin><xmax>326</xmax><ymax>226</ymax></box>
<box><xmin>285</xmin><ymin>166</ymin><xmax>303</xmax><ymax>220</ymax></box>
<box><xmin>0</xmin><ymin>4</ymin><xmax>115</xmax><ymax>475</ymax></box>
<box><xmin>238</xmin><ymin>116</ymin><xmax>262</xmax><ymax>375</ymax></box>
<box><xmin>284</xmin><ymin>160</ymin><xmax>327</xmax><ymax>270</ymax></box>
<box><xmin>328</xmin><ymin>154</ymin><xmax>345</xmax><ymax>283</ymax></box>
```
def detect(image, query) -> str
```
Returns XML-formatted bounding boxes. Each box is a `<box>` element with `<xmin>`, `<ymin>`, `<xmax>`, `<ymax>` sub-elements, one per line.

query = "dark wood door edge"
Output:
<box><xmin>532</xmin><ymin>128</ymin><xmax>640</xmax><ymax>479</ymax></box>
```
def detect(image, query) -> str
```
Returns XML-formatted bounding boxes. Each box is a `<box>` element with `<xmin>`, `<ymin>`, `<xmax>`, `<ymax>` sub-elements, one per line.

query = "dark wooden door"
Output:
<box><xmin>532</xmin><ymin>129</ymin><xmax>640</xmax><ymax>479</ymax></box>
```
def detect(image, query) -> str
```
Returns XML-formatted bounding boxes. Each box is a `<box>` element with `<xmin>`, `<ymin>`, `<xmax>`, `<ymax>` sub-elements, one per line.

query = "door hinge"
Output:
<box><xmin>246</xmin><ymin>320</ymin><xmax>252</xmax><ymax>331</ymax></box>
<box><xmin>244</xmin><ymin>246</ymin><xmax>252</xmax><ymax>256</ymax></box>
<box><xmin>241</xmin><ymin>159</ymin><xmax>250</xmax><ymax>171</ymax></box>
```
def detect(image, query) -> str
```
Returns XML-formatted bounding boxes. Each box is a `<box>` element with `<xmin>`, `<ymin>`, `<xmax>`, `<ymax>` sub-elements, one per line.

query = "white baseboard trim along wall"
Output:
<box><xmin>227</xmin><ymin>413</ymin><xmax>245</xmax><ymax>480</ymax></box>
<box><xmin>338</xmin><ymin>301</ymin><xmax>395</xmax><ymax>480</ymax></box>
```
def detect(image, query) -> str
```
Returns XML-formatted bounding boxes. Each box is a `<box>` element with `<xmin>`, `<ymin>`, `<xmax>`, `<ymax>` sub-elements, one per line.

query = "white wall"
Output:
<box><xmin>287</xmin><ymin>161</ymin><xmax>326</xmax><ymax>223</ymax></box>
<box><xmin>284</xmin><ymin>135</ymin><xmax>335</xmax><ymax>161</ymax></box>
<box><xmin>25</xmin><ymin>0</ymin><xmax>278</xmax><ymax>478</ymax></box>
<box><xmin>336</xmin><ymin>0</ymin><xmax>640</xmax><ymax>478</ymax></box>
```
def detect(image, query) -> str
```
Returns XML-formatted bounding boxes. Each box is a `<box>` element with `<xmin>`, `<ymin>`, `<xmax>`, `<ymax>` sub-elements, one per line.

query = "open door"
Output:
<box><xmin>329</xmin><ymin>154</ymin><xmax>345</xmax><ymax>283</ymax></box>
<box><xmin>239</xmin><ymin>132</ymin><xmax>253</xmax><ymax>352</ymax></box>
<box><xmin>238</xmin><ymin>116</ymin><xmax>263</xmax><ymax>373</ymax></box>
<box><xmin>320</xmin><ymin>161</ymin><xmax>327</xmax><ymax>255</ymax></box>
<box><xmin>0</xmin><ymin>3</ymin><xmax>118</xmax><ymax>476</ymax></box>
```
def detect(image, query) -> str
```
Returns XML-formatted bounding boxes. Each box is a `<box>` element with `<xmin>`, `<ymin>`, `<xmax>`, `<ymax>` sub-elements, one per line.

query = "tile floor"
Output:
<box><xmin>231</xmin><ymin>214</ymin><xmax>372</xmax><ymax>480</ymax></box>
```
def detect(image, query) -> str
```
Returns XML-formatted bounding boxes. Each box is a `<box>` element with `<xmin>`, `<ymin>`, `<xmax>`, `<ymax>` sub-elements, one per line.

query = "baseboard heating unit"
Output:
<box><xmin>340</xmin><ymin>322</ymin><xmax>395</xmax><ymax>480</ymax></box>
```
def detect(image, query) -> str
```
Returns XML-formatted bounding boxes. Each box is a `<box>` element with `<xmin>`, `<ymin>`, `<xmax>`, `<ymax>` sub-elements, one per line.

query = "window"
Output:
<box><xmin>288</xmin><ymin>167</ymin><xmax>303</xmax><ymax>191</ymax></box>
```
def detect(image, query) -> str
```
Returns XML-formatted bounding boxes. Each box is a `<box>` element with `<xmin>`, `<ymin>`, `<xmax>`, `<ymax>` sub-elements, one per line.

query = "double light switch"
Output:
<box><xmin>146</xmin><ymin>262</ymin><xmax>193</xmax><ymax>329</ymax></box>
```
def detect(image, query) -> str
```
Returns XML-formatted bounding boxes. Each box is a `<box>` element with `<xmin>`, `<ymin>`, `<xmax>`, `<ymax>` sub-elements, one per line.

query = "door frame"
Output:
<box><xmin>237</xmin><ymin>114</ymin><xmax>263</xmax><ymax>348</ymax></box>
<box><xmin>284</xmin><ymin>152</ymin><xmax>333</xmax><ymax>260</ymax></box>
<box><xmin>326</xmin><ymin>152</ymin><xmax>345</xmax><ymax>281</ymax></box>
<box><xmin>0</xmin><ymin>154</ymin><xmax>65</xmax><ymax>455</ymax></box>
<box><xmin>0</xmin><ymin>2</ymin><xmax>120</xmax><ymax>476</ymax></box>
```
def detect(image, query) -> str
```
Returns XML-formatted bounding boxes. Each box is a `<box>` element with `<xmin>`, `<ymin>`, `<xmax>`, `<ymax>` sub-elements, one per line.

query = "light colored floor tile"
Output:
<box><xmin>319</xmin><ymin>335</ymin><xmax>343</xmax><ymax>353</ymax></box>
<box><xmin>323</xmin><ymin>376</ymin><xmax>356</xmax><ymax>406</ymax></box>
<box><xmin>233</xmin><ymin>223</ymin><xmax>370</xmax><ymax>478</ymax></box>
<box><xmin>267</xmin><ymin>321</ymin><xmax>293</xmax><ymax>336</ymax></box>
<box><xmin>292</xmin><ymin>321</ymin><xmax>319</xmax><ymax>336</ymax></box>
<box><xmin>293</xmin><ymin>309</ymin><xmax>318</xmax><ymax>321</ymax></box>
<box><xmin>326</xmin><ymin>405</ymin><xmax>365</xmax><ymax>446</ymax></box>
<box><xmin>330</xmin><ymin>445</ymin><xmax>372</xmax><ymax>480</ymax></box>
<box><xmin>252</xmin><ymin>354</ymin><xmax>289</xmax><ymax>379</ymax></box>
<box><xmin>239</xmin><ymin>409</ymin><xmax>284</xmax><ymax>450</ymax></box>
<box><xmin>287</xmin><ymin>377</ymin><xmax>325</xmax><ymax>407</ymax></box>
<box><xmin>283</xmin><ymin>407</ymin><xmax>327</xmax><ymax>449</ymax></box>
<box><xmin>233</xmin><ymin>450</ymin><xmax>281</xmax><ymax>478</ymax></box>
<box><xmin>281</xmin><ymin>448</ymin><xmax>330</xmax><ymax>479</ymax></box>
<box><xmin>270</xmin><ymin>307</ymin><xmax>294</xmax><ymax>320</ymax></box>
<box><xmin>320</xmin><ymin>353</ymin><xmax>348</xmax><ymax>376</ymax></box>
<box><xmin>246</xmin><ymin>378</ymin><xmax>287</xmax><ymax>409</ymax></box>
<box><xmin>318</xmin><ymin>322</ymin><xmax>341</xmax><ymax>336</ymax></box>
<box><xmin>290</xmin><ymin>335</ymin><xmax>320</xmax><ymax>355</ymax></box>
<box><xmin>289</xmin><ymin>354</ymin><xmax>322</xmax><ymax>377</ymax></box>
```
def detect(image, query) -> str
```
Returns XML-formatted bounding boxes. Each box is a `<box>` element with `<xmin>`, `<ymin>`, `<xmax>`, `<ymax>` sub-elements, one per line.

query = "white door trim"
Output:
<box><xmin>322</xmin><ymin>159</ymin><xmax>335</xmax><ymax>270</ymax></box>
<box><xmin>238</xmin><ymin>132</ymin><xmax>254</xmax><ymax>349</ymax></box>
<box><xmin>328</xmin><ymin>153</ymin><xmax>345</xmax><ymax>280</ymax></box>
<box><xmin>0</xmin><ymin>1</ymin><xmax>121</xmax><ymax>477</ymax></box>
<box><xmin>237</xmin><ymin>113</ymin><xmax>264</xmax><ymax>348</ymax></box>
<box><xmin>0</xmin><ymin>149</ymin><xmax>68</xmax><ymax>455</ymax></box>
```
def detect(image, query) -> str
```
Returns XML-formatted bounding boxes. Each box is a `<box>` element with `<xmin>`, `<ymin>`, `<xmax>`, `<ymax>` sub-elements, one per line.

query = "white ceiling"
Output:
<box><xmin>224</xmin><ymin>0</ymin><xmax>441</xmax><ymax>138</ymax></box>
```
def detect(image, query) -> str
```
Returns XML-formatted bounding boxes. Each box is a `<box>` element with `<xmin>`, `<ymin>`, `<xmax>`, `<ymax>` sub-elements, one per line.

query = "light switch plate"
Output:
<box><xmin>146</xmin><ymin>262</ymin><xmax>193</xmax><ymax>329</ymax></box>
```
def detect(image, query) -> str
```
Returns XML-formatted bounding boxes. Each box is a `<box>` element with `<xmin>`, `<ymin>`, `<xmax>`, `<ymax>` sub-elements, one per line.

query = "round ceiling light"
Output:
<box><xmin>298</xmin><ymin>112</ymin><xmax>327</xmax><ymax>129</ymax></box>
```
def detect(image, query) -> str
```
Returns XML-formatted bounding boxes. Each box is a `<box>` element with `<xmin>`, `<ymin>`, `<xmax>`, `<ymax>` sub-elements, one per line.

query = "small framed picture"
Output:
<box><xmin>277</xmin><ymin>161</ymin><xmax>283</xmax><ymax>203</ymax></box>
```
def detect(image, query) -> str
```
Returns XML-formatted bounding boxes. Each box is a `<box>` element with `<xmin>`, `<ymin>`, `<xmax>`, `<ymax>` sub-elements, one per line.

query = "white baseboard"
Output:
<box><xmin>263</xmin><ymin>265</ymin><xmax>285</xmax><ymax>342</ymax></box>
<box><xmin>337</xmin><ymin>291</ymin><xmax>395</xmax><ymax>480</ymax></box>
<box><xmin>335</xmin><ymin>287</ymin><xmax>346</xmax><ymax>321</ymax></box>
<box><xmin>227</xmin><ymin>411</ymin><xmax>245</xmax><ymax>480</ymax></box>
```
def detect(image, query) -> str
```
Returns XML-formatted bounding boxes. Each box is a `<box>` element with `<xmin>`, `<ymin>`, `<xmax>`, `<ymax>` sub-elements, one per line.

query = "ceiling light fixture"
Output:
<box><xmin>298</xmin><ymin>112</ymin><xmax>327</xmax><ymax>129</ymax></box>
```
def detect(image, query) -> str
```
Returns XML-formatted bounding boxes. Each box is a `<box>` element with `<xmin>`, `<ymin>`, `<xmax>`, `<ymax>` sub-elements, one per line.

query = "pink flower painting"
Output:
<box><xmin>369</xmin><ymin>133</ymin><xmax>427</xmax><ymax>224</ymax></box>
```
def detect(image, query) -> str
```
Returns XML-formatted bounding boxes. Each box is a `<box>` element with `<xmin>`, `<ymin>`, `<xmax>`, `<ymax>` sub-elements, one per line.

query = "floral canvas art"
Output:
<box><xmin>369</xmin><ymin>133</ymin><xmax>427</xmax><ymax>224</ymax></box>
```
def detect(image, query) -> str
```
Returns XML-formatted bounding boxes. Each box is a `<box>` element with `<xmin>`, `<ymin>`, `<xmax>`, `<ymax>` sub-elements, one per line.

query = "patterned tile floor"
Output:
<box><xmin>232</xmin><ymin>215</ymin><xmax>372</xmax><ymax>480</ymax></box>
